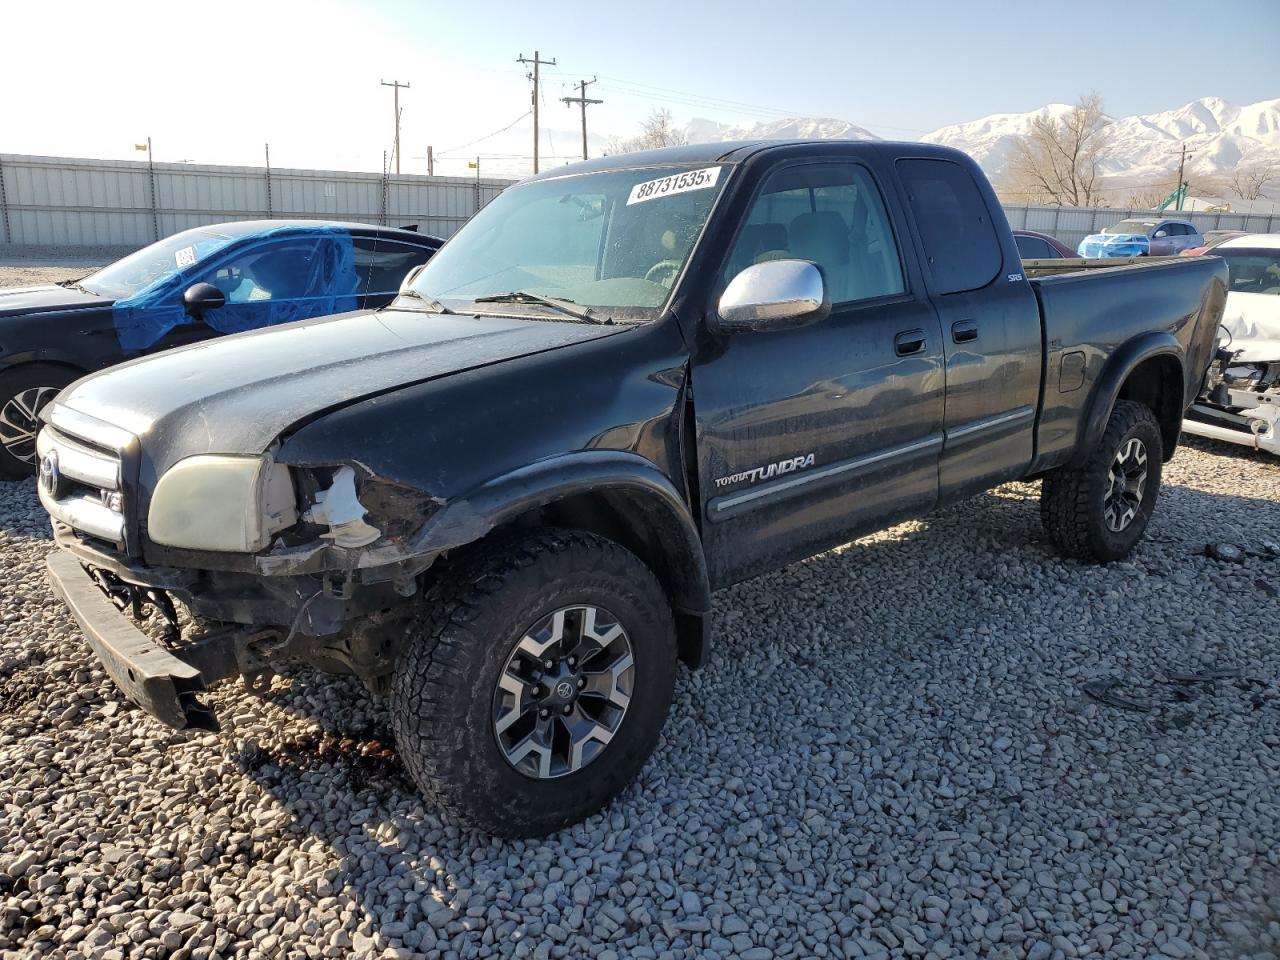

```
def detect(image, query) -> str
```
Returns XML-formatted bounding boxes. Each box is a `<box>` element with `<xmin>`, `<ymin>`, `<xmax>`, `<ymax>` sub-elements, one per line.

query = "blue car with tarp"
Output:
<box><xmin>0</xmin><ymin>220</ymin><xmax>441</xmax><ymax>477</ymax></box>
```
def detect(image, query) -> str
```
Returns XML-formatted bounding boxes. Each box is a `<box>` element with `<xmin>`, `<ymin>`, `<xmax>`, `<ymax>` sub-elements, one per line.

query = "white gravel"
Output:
<box><xmin>1</xmin><ymin>264</ymin><xmax>1279</xmax><ymax>960</ymax></box>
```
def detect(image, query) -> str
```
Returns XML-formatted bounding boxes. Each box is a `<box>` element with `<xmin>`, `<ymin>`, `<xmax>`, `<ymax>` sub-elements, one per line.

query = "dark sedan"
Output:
<box><xmin>0</xmin><ymin>220</ymin><xmax>441</xmax><ymax>477</ymax></box>
<box><xmin>1013</xmin><ymin>229</ymin><xmax>1076</xmax><ymax>260</ymax></box>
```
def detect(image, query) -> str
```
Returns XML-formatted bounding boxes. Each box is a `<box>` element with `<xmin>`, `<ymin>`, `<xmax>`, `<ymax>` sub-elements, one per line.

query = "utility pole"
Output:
<box><xmin>469</xmin><ymin>157</ymin><xmax>481</xmax><ymax>213</ymax></box>
<box><xmin>561</xmin><ymin>78</ymin><xmax>602</xmax><ymax>161</ymax></box>
<box><xmin>516</xmin><ymin>51</ymin><xmax>556</xmax><ymax>173</ymax></box>
<box><xmin>381</xmin><ymin>79</ymin><xmax>410</xmax><ymax>174</ymax></box>
<box><xmin>427</xmin><ymin>145</ymin><xmax>434</xmax><ymax>177</ymax></box>
<box><xmin>1171</xmin><ymin>143</ymin><xmax>1194</xmax><ymax>211</ymax></box>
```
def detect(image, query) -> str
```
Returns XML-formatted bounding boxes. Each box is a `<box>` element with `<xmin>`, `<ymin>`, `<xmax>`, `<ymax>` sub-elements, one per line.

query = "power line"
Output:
<box><xmin>516</xmin><ymin>51</ymin><xmax>556</xmax><ymax>173</ymax></box>
<box><xmin>562</xmin><ymin>78</ymin><xmax>603</xmax><ymax>161</ymax></box>
<box><xmin>592</xmin><ymin>73</ymin><xmax>931</xmax><ymax>136</ymax></box>
<box><xmin>437</xmin><ymin>111</ymin><xmax>532</xmax><ymax>156</ymax></box>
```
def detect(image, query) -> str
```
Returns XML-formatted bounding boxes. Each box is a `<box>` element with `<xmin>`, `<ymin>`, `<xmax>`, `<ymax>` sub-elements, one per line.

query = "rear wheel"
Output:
<box><xmin>1040</xmin><ymin>399</ymin><xmax>1164</xmax><ymax>562</ymax></box>
<box><xmin>0</xmin><ymin>364</ymin><xmax>79</xmax><ymax>480</ymax></box>
<box><xmin>391</xmin><ymin>530</ymin><xmax>677</xmax><ymax>836</ymax></box>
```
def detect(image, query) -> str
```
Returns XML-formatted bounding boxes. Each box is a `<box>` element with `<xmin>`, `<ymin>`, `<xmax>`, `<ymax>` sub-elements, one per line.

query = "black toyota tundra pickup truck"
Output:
<box><xmin>38</xmin><ymin>141</ymin><xmax>1226</xmax><ymax>835</ymax></box>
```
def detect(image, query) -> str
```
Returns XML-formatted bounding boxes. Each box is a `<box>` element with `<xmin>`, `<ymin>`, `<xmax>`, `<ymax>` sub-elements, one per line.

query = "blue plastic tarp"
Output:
<box><xmin>1077</xmin><ymin>234</ymin><xmax>1150</xmax><ymax>258</ymax></box>
<box><xmin>111</xmin><ymin>224</ymin><xmax>359</xmax><ymax>351</ymax></box>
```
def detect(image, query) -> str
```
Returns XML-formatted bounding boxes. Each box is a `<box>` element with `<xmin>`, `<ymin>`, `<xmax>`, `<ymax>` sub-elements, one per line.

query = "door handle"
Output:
<box><xmin>952</xmin><ymin>320</ymin><xmax>979</xmax><ymax>343</ymax></box>
<box><xmin>894</xmin><ymin>329</ymin><xmax>926</xmax><ymax>356</ymax></box>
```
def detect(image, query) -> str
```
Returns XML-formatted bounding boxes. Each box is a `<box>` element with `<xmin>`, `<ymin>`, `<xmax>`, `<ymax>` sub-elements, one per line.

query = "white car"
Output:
<box><xmin>1183</xmin><ymin>233</ymin><xmax>1280</xmax><ymax>455</ymax></box>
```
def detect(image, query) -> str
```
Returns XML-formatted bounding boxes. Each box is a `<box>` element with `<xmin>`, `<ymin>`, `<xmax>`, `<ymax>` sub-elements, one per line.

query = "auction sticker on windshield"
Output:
<box><xmin>627</xmin><ymin>166</ymin><xmax>722</xmax><ymax>205</ymax></box>
<box><xmin>174</xmin><ymin>245</ymin><xmax>198</xmax><ymax>268</ymax></box>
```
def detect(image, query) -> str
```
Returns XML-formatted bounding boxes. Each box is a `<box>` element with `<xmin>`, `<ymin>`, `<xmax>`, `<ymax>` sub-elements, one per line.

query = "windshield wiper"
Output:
<box><xmin>394</xmin><ymin>288</ymin><xmax>455</xmax><ymax>314</ymax></box>
<box><xmin>472</xmin><ymin>290</ymin><xmax>608</xmax><ymax>325</ymax></box>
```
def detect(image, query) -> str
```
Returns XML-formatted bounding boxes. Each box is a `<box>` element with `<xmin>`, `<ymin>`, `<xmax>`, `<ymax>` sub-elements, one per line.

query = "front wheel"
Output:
<box><xmin>391</xmin><ymin>530</ymin><xmax>677</xmax><ymax>836</ymax></box>
<box><xmin>0</xmin><ymin>364</ymin><xmax>79</xmax><ymax>480</ymax></box>
<box><xmin>1040</xmin><ymin>399</ymin><xmax>1164</xmax><ymax>562</ymax></box>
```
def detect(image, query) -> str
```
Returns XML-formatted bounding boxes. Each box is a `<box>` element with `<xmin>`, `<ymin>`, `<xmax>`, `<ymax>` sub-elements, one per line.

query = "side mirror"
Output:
<box><xmin>711</xmin><ymin>260</ymin><xmax>830</xmax><ymax>335</ymax></box>
<box><xmin>183</xmin><ymin>282</ymin><xmax>225</xmax><ymax>318</ymax></box>
<box><xmin>399</xmin><ymin>263</ymin><xmax>427</xmax><ymax>294</ymax></box>
<box><xmin>1153</xmin><ymin>230</ymin><xmax>1168</xmax><ymax>238</ymax></box>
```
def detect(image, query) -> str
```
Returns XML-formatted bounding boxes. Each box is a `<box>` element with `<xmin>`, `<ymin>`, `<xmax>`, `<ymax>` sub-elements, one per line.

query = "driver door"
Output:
<box><xmin>691</xmin><ymin>160</ymin><xmax>946</xmax><ymax>588</ymax></box>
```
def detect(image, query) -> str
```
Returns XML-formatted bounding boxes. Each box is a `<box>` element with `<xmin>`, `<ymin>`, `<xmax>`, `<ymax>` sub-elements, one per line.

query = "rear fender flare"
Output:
<box><xmin>1078</xmin><ymin>332</ymin><xmax>1184</xmax><ymax>459</ymax></box>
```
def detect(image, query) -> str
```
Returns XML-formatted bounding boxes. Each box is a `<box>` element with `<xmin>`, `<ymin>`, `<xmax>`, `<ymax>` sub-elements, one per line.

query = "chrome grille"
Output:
<box><xmin>36</xmin><ymin>418</ymin><xmax>128</xmax><ymax>546</ymax></box>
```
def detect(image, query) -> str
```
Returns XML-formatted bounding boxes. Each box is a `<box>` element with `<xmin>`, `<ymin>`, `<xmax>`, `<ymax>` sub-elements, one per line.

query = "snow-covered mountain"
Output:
<box><xmin>677</xmin><ymin>97</ymin><xmax>1280</xmax><ymax>196</ymax></box>
<box><xmin>685</xmin><ymin>116</ymin><xmax>879</xmax><ymax>144</ymax></box>
<box><xmin>921</xmin><ymin>96</ymin><xmax>1280</xmax><ymax>182</ymax></box>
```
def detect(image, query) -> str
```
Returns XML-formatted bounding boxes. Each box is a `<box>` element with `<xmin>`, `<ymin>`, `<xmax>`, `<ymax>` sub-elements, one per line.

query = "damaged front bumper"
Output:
<box><xmin>47</xmin><ymin>519</ymin><xmax>429</xmax><ymax>730</ymax></box>
<box><xmin>46</xmin><ymin>551</ymin><xmax>235</xmax><ymax>730</ymax></box>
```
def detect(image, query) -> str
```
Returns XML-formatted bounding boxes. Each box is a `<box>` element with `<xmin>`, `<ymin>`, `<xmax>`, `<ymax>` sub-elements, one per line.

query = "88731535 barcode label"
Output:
<box><xmin>626</xmin><ymin>166</ymin><xmax>722</xmax><ymax>205</ymax></box>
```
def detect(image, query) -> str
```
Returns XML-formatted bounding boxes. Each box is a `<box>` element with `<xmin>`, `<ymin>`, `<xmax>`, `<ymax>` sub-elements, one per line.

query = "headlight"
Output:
<box><xmin>148</xmin><ymin>454</ymin><xmax>298</xmax><ymax>552</ymax></box>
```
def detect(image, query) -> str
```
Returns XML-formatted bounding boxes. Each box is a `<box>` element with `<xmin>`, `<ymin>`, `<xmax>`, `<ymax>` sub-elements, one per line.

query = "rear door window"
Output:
<box><xmin>896</xmin><ymin>158</ymin><xmax>1002</xmax><ymax>294</ymax></box>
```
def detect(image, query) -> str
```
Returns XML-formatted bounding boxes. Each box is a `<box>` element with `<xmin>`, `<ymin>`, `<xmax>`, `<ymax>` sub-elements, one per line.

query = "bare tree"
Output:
<box><xmin>1227</xmin><ymin>161</ymin><xmax>1279</xmax><ymax>200</ymax></box>
<box><xmin>605</xmin><ymin>108</ymin><xmax>689</xmax><ymax>155</ymax></box>
<box><xmin>1002</xmin><ymin>94</ymin><xmax>1112</xmax><ymax>207</ymax></box>
<box><xmin>1124</xmin><ymin>187</ymin><xmax>1169</xmax><ymax>209</ymax></box>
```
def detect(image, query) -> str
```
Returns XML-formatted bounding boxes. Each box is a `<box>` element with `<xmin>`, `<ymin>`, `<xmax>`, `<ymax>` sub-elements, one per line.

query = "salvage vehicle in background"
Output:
<box><xmin>1180</xmin><ymin>230</ymin><xmax>1249</xmax><ymax>257</ymax></box>
<box><xmin>0</xmin><ymin>221</ymin><xmax>441</xmax><ymax>478</ymax></box>
<box><xmin>38</xmin><ymin>141</ymin><xmax>1225</xmax><ymax>835</ymax></box>
<box><xmin>1012</xmin><ymin>229</ymin><xmax>1075</xmax><ymax>260</ymax></box>
<box><xmin>1077</xmin><ymin>218</ymin><xmax>1203</xmax><ymax>258</ymax></box>
<box><xmin>1183</xmin><ymin>233</ymin><xmax>1280</xmax><ymax>455</ymax></box>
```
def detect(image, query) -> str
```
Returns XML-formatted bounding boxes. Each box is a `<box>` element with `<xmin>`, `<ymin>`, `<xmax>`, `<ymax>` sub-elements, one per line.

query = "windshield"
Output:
<box><xmin>82</xmin><ymin>227</ymin><xmax>241</xmax><ymax>299</ymax></box>
<box><xmin>409</xmin><ymin>163</ymin><xmax>730</xmax><ymax>321</ymax></box>
<box><xmin>1103</xmin><ymin>220</ymin><xmax>1159</xmax><ymax>236</ymax></box>
<box><xmin>1219</xmin><ymin>249</ymin><xmax>1280</xmax><ymax>295</ymax></box>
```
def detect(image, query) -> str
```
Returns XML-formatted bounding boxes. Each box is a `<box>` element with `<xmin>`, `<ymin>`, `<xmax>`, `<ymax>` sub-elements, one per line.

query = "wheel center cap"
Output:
<box><xmin>553</xmin><ymin>680</ymin><xmax>575</xmax><ymax>701</ymax></box>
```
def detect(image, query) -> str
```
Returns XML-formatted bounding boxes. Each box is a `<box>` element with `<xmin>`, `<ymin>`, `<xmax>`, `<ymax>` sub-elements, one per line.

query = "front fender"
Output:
<box><xmin>410</xmin><ymin>448</ymin><xmax>711</xmax><ymax>626</ymax></box>
<box><xmin>1078</xmin><ymin>331</ymin><xmax>1183</xmax><ymax>458</ymax></box>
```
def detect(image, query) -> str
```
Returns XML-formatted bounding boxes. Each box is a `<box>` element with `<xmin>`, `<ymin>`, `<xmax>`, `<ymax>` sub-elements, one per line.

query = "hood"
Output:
<box><xmin>0</xmin><ymin>283</ymin><xmax>113</xmax><ymax>317</ymax></box>
<box><xmin>53</xmin><ymin>307</ymin><xmax>626</xmax><ymax>465</ymax></box>
<box><xmin>1221</xmin><ymin>291</ymin><xmax>1280</xmax><ymax>363</ymax></box>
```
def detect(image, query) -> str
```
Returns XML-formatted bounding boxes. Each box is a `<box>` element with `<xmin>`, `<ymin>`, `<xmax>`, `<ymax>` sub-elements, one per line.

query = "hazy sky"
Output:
<box><xmin>4</xmin><ymin>0</ymin><xmax>1276</xmax><ymax>178</ymax></box>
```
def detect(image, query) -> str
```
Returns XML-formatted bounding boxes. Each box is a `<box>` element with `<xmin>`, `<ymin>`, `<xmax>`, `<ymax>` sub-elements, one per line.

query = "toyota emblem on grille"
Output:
<box><xmin>39</xmin><ymin>449</ymin><xmax>62</xmax><ymax>498</ymax></box>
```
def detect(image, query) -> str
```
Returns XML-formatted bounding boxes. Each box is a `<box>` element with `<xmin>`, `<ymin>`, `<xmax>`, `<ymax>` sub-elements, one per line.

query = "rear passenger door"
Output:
<box><xmin>895</xmin><ymin>158</ymin><xmax>1042</xmax><ymax>503</ymax></box>
<box><xmin>692</xmin><ymin>160</ymin><xmax>947</xmax><ymax>588</ymax></box>
<box><xmin>353</xmin><ymin>238</ymin><xmax>437</xmax><ymax>308</ymax></box>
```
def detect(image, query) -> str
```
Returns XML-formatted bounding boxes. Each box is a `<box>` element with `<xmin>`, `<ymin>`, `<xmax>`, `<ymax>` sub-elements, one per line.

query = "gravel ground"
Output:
<box><xmin>1</xmin><ymin>265</ymin><xmax>1279</xmax><ymax>960</ymax></box>
<box><xmin>0</xmin><ymin>259</ymin><xmax>108</xmax><ymax>288</ymax></box>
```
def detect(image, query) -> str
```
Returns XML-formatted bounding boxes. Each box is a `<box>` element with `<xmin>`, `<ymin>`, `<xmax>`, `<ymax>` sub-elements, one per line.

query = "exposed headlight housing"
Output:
<box><xmin>148</xmin><ymin>454</ymin><xmax>298</xmax><ymax>552</ymax></box>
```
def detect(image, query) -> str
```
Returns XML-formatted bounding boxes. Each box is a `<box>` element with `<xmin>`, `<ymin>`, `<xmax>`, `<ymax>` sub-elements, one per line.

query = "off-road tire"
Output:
<box><xmin>0</xmin><ymin>363</ymin><xmax>79</xmax><ymax>480</ymax></box>
<box><xmin>1040</xmin><ymin>399</ymin><xmax>1164</xmax><ymax>562</ymax></box>
<box><xmin>391</xmin><ymin>530</ymin><xmax>677</xmax><ymax>836</ymax></box>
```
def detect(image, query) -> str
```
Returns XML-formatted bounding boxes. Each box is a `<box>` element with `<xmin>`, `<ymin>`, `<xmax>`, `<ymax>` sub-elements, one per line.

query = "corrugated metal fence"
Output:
<box><xmin>1002</xmin><ymin>203</ymin><xmax>1280</xmax><ymax>251</ymax></box>
<box><xmin>0</xmin><ymin>153</ymin><xmax>515</xmax><ymax>248</ymax></box>
<box><xmin>4</xmin><ymin>152</ymin><xmax>1279</xmax><ymax>253</ymax></box>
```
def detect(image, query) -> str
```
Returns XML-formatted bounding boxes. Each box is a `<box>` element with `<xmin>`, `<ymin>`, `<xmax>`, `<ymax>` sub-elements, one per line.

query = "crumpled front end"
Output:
<box><xmin>1183</xmin><ymin>354</ymin><xmax>1280</xmax><ymax>455</ymax></box>
<box><xmin>37</xmin><ymin>403</ymin><xmax>451</xmax><ymax>730</ymax></box>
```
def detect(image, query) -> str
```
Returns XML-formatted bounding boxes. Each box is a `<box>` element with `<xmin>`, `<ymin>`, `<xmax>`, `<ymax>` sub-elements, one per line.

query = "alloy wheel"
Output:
<box><xmin>1103</xmin><ymin>437</ymin><xmax>1148</xmax><ymax>532</ymax></box>
<box><xmin>0</xmin><ymin>387</ymin><xmax>61</xmax><ymax>464</ymax></box>
<box><xmin>492</xmin><ymin>605</ymin><xmax>635</xmax><ymax>779</ymax></box>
